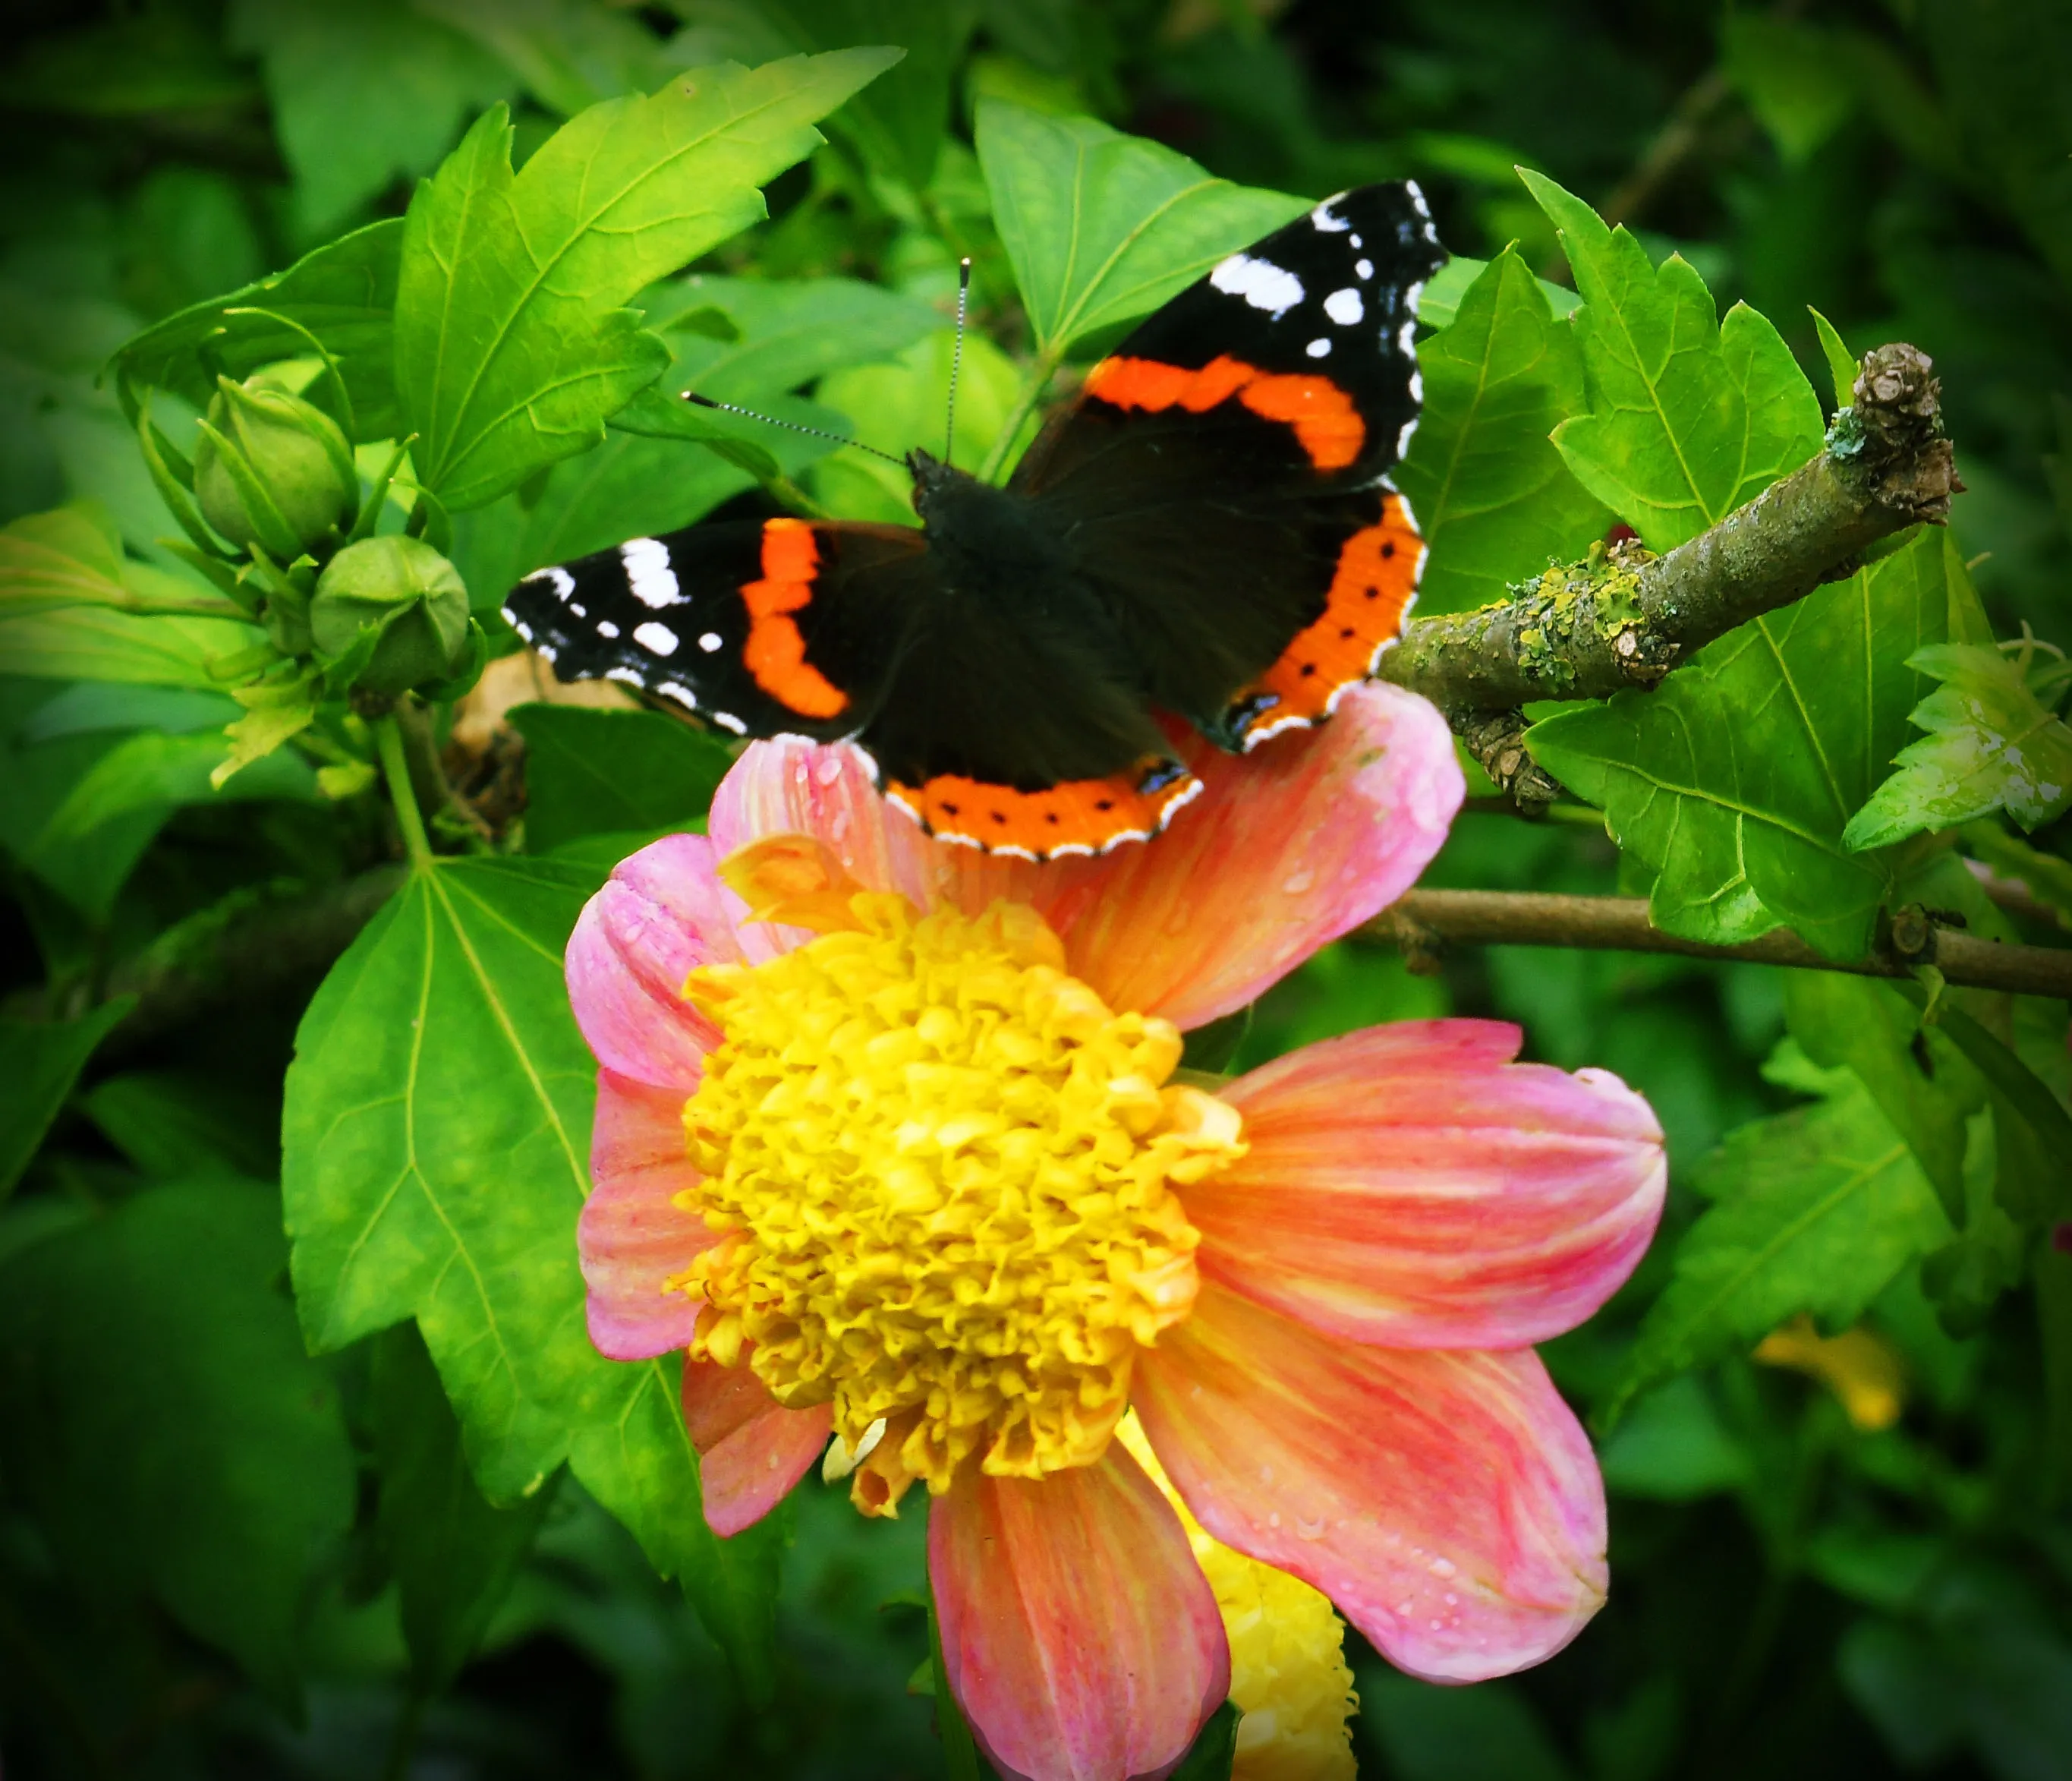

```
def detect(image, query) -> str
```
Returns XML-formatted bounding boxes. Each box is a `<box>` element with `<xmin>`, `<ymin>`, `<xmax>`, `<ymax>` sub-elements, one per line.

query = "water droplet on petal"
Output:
<box><xmin>1281</xmin><ymin>868</ymin><xmax>1315</xmax><ymax>895</ymax></box>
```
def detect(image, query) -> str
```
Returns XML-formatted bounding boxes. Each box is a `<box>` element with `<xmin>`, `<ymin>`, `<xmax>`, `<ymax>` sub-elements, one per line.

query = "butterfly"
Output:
<box><xmin>502</xmin><ymin>182</ymin><xmax>1446</xmax><ymax>859</ymax></box>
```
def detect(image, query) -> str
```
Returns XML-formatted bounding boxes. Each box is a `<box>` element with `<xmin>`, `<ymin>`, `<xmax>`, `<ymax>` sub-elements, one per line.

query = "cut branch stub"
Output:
<box><xmin>1381</xmin><ymin>342</ymin><xmax>1959</xmax><ymax>717</ymax></box>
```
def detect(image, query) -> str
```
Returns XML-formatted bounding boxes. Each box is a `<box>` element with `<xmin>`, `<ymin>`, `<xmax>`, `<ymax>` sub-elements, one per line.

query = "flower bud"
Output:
<box><xmin>310</xmin><ymin>536</ymin><xmax>471</xmax><ymax>695</ymax></box>
<box><xmin>193</xmin><ymin>376</ymin><xmax>358</xmax><ymax>559</ymax></box>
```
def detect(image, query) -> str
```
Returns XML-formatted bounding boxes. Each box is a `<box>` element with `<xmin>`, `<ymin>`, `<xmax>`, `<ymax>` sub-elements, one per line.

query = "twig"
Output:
<box><xmin>1598</xmin><ymin>68</ymin><xmax>1734</xmax><ymax>229</ymax></box>
<box><xmin>1380</xmin><ymin>344</ymin><xmax>1960</xmax><ymax>717</ymax></box>
<box><xmin>1361</xmin><ymin>889</ymin><xmax>2072</xmax><ymax>998</ymax></box>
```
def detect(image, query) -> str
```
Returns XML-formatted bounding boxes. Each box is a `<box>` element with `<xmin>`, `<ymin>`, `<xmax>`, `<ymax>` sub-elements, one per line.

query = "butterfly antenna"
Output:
<box><xmin>943</xmin><ymin>257</ymin><xmax>971</xmax><ymax>464</ymax></box>
<box><xmin>682</xmin><ymin>392</ymin><xmax>903</xmax><ymax>467</ymax></box>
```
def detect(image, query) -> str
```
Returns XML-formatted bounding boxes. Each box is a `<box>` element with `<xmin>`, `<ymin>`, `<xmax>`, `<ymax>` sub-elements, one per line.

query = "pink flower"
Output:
<box><xmin>565</xmin><ymin>685</ymin><xmax>1665</xmax><ymax>1781</ymax></box>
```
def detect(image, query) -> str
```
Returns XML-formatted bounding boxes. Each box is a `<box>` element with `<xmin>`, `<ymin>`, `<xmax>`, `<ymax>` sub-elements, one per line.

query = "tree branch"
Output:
<box><xmin>1379</xmin><ymin>345</ymin><xmax>1960</xmax><ymax>772</ymax></box>
<box><xmin>1363</xmin><ymin>889</ymin><xmax>2072</xmax><ymax>999</ymax></box>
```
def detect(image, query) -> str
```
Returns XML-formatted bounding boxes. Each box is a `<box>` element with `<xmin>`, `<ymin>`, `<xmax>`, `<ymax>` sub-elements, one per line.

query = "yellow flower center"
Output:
<box><xmin>675</xmin><ymin>841</ymin><xmax>1245</xmax><ymax>1513</ymax></box>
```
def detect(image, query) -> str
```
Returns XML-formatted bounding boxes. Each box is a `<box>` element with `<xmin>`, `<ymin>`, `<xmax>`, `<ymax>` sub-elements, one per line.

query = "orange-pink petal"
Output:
<box><xmin>564</xmin><ymin>832</ymin><xmax>744</xmax><ymax>1092</ymax></box>
<box><xmin>1133</xmin><ymin>1284</ymin><xmax>1607</xmax><ymax>1684</ymax></box>
<box><xmin>578</xmin><ymin>1067</ymin><xmax>714</xmax><ymax>1360</ymax></box>
<box><xmin>680</xmin><ymin>1356</ymin><xmax>831</xmax><ymax>1537</ymax></box>
<box><xmin>1193</xmin><ymin>1021</ymin><xmax>1665</xmax><ymax>1348</ymax></box>
<box><xmin>930</xmin><ymin>1445</ymin><xmax>1230</xmax><ymax>1781</ymax></box>
<box><xmin>712</xmin><ymin>682</ymin><xmax>1461</xmax><ymax>1029</ymax></box>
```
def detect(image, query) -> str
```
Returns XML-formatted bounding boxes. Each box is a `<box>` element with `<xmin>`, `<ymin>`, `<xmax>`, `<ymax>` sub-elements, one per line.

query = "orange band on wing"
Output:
<box><xmin>883</xmin><ymin>759</ymin><xmax>1203</xmax><ymax>859</ymax></box>
<box><xmin>742</xmin><ymin>518</ymin><xmax>849</xmax><ymax>720</ymax></box>
<box><xmin>1083</xmin><ymin>354</ymin><xmax>1366</xmax><ymax>472</ymax></box>
<box><xmin>1228</xmin><ymin>492</ymin><xmax>1424</xmax><ymax>747</ymax></box>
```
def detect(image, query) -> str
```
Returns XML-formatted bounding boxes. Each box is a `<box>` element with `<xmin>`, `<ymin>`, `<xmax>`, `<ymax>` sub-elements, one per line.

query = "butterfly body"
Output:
<box><xmin>505</xmin><ymin>184</ymin><xmax>1447</xmax><ymax>858</ymax></box>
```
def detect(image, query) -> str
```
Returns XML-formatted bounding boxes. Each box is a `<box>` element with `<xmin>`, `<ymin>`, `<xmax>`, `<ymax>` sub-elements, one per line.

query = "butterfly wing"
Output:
<box><xmin>502</xmin><ymin>516</ymin><xmax>926</xmax><ymax>740</ymax></box>
<box><xmin>1011</xmin><ymin>182</ymin><xmax>1447</xmax><ymax>747</ymax></box>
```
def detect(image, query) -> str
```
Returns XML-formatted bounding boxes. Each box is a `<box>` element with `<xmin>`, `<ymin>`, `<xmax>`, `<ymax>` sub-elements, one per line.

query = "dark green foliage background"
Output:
<box><xmin>2</xmin><ymin>3</ymin><xmax>2070</xmax><ymax>1779</ymax></box>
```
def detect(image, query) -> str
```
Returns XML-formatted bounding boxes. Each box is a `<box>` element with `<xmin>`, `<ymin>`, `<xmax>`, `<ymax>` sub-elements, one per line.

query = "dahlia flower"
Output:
<box><xmin>565</xmin><ymin>684</ymin><xmax>1665</xmax><ymax>1781</ymax></box>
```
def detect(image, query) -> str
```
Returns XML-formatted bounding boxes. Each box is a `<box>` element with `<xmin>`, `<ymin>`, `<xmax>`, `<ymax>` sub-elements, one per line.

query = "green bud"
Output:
<box><xmin>193</xmin><ymin>375</ymin><xmax>358</xmax><ymax>559</ymax></box>
<box><xmin>310</xmin><ymin>536</ymin><xmax>471</xmax><ymax>696</ymax></box>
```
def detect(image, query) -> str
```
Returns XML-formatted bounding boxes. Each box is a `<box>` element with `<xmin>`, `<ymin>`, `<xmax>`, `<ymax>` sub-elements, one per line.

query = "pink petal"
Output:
<box><xmin>680</xmin><ymin>1356</ymin><xmax>831</xmax><ymax>1537</ymax></box>
<box><xmin>930</xmin><ymin>1446</ymin><xmax>1230</xmax><ymax>1781</ymax></box>
<box><xmin>564</xmin><ymin>832</ymin><xmax>745</xmax><ymax>1092</ymax></box>
<box><xmin>1192</xmin><ymin>1021</ymin><xmax>1665</xmax><ymax>1348</ymax></box>
<box><xmin>578</xmin><ymin>1068</ymin><xmax>713</xmax><ymax>1360</ymax></box>
<box><xmin>713</xmin><ymin>684</ymin><xmax>1462</xmax><ymax>1029</ymax></box>
<box><xmin>1134</xmin><ymin>1283</ymin><xmax>1608</xmax><ymax>1683</ymax></box>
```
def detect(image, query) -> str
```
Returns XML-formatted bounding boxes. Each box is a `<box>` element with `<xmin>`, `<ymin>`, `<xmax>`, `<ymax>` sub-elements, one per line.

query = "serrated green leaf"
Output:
<box><xmin>0</xmin><ymin>999</ymin><xmax>132</xmax><ymax>1199</ymax></box>
<box><xmin>111</xmin><ymin>219</ymin><xmax>405</xmax><ymax>442</ymax></box>
<box><xmin>1394</xmin><ymin>245</ymin><xmax>1613</xmax><ymax>616</ymax></box>
<box><xmin>1809</xmin><ymin>307</ymin><xmax>1858</xmax><ymax>415</ymax></box>
<box><xmin>975</xmin><ymin>97</ymin><xmax>1305</xmax><ymax>356</ymax></box>
<box><xmin>1844</xmin><ymin>644</ymin><xmax>2072</xmax><ymax>849</ymax></box>
<box><xmin>0</xmin><ymin>1177</ymin><xmax>356</xmax><ymax>1703</ymax></box>
<box><xmin>674</xmin><ymin>0</ymin><xmax>977</xmax><ymax>191</ymax></box>
<box><xmin>216</xmin><ymin>668</ymin><xmax>320</xmax><ymax>788</ymax></box>
<box><xmin>1519</xmin><ymin>169</ymin><xmax>1823</xmax><ymax>549</ymax></box>
<box><xmin>280</xmin><ymin>855</ymin><xmax>778</xmax><ymax>1682</ymax></box>
<box><xmin>512</xmin><ymin>704</ymin><xmax>730</xmax><ymax>853</ymax></box>
<box><xmin>1784</xmin><ymin>972</ymin><xmax>1985</xmax><ymax>1217</ymax></box>
<box><xmin>1611</xmin><ymin>1070</ymin><xmax>1951</xmax><ymax>1420</ymax></box>
<box><xmin>372</xmin><ymin>1320</ymin><xmax>554</xmax><ymax>1698</ymax></box>
<box><xmin>1529</xmin><ymin>525</ymin><xmax>1953</xmax><ymax>960</ymax></box>
<box><xmin>1415</xmin><ymin>254</ymin><xmax>1579</xmax><ymax>332</ymax></box>
<box><xmin>228</xmin><ymin>0</ymin><xmax>512</xmax><ymax>236</ymax></box>
<box><xmin>395</xmin><ymin>51</ymin><xmax>901</xmax><ymax>511</ymax></box>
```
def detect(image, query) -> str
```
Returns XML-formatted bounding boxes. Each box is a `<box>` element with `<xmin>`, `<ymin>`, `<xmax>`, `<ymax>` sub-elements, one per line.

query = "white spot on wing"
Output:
<box><xmin>712</xmin><ymin>711</ymin><xmax>748</xmax><ymax>736</ymax></box>
<box><xmin>1399</xmin><ymin>317</ymin><xmax>1419</xmax><ymax>356</ymax></box>
<box><xmin>596</xmin><ymin>619</ymin><xmax>620</xmax><ymax>638</ymax></box>
<box><xmin>1307</xmin><ymin>338</ymin><xmax>1332</xmax><ymax>358</ymax></box>
<box><xmin>1397</xmin><ymin>416</ymin><xmax>1419</xmax><ymax>459</ymax></box>
<box><xmin>619</xmin><ymin>537</ymin><xmax>679</xmax><ymax>608</ymax></box>
<box><xmin>657</xmin><ymin>681</ymin><xmax>697</xmax><ymax>709</ymax></box>
<box><xmin>1356</xmin><ymin>258</ymin><xmax>1374</xmax><ymax>280</ymax></box>
<box><xmin>633</xmin><ymin>619</ymin><xmax>680</xmax><ymax>657</ymax></box>
<box><xmin>1324</xmin><ymin>287</ymin><xmax>1365</xmax><ymax>326</ymax></box>
<box><xmin>1311</xmin><ymin>195</ymin><xmax>1351</xmax><ymax>232</ymax></box>
<box><xmin>605</xmin><ymin>666</ymin><xmax>644</xmax><ymax>686</ymax></box>
<box><xmin>697</xmin><ymin>631</ymin><xmax>723</xmax><ymax>653</ymax></box>
<box><xmin>1211</xmin><ymin>253</ymin><xmax>1305</xmax><ymax>317</ymax></box>
<box><xmin>525</xmin><ymin>566</ymin><xmax>575</xmax><ymax>598</ymax></box>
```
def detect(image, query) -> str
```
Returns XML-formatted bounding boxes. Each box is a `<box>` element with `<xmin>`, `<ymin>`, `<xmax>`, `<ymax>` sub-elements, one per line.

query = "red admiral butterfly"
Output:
<box><xmin>503</xmin><ymin>183</ymin><xmax>1445</xmax><ymax>859</ymax></box>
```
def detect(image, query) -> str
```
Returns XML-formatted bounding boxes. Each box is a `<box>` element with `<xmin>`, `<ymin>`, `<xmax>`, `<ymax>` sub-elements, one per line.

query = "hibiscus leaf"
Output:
<box><xmin>371</xmin><ymin>1320</ymin><xmax>555</xmax><ymax>1699</ymax></box>
<box><xmin>1519</xmin><ymin>169</ymin><xmax>1823</xmax><ymax>549</ymax></box>
<box><xmin>0</xmin><ymin>1177</ymin><xmax>357</xmax><ymax>1704</ymax></box>
<box><xmin>1843</xmin><ymin>644</ymin><xmax>2072</xmax><ymax>849</ymax></box>
<box><xmin>395</xmin><ymin>49</ymin><xmax>902</xmax><ymax>511</ymax></box>
<box><xmin>512</xmin><ymin>705</ymin><xmax>730</xmax><ymax>853</ymax></box>
<box><xmin>0</xmin><ymin>998</ymin><xmax>133</xmax><ymax>1200</ymax></box>
<box><xmin>1528</xmin><ymin>526</ymin><xmax>1956</xmax><ymax>960</ymax></box>
<box><xmin>1608</xmin><ymin>1064</ymin><xmax>1952</xmax><ymax>1423</ymax></box>
<box><xmin>1395</xmin><ymin>244</ymin><xmax>1614</xmax><ymax>616</ymax></box>
<box><xmin>110</xmin><ymin>217</ymin><xmax>404</xmax><ymax>441</ymax></box>
<box><xmin>975</xmin><ymin>96</ymin><xmax>1305</xmax><ymax>358</ymax></box>
<box><xmin>226</xmin><ymin>0</ymin><xmax>512</xmax><ymax>237</ymax></box>
<box><xmin>281</xmin><ymin>855</ymin><xmax>779</xmax><ymax>1686</ymax></box>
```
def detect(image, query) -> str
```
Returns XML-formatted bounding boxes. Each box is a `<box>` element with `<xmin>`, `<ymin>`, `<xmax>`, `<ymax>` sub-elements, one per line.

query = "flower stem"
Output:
<box><xmin>375</xmin><ymin>711</ymin><xmax>434</xmax><ymax>871</ymax></box>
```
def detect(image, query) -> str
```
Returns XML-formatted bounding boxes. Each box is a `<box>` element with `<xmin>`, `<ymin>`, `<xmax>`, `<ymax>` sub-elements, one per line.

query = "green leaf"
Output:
<box><xmin>1611</xmin><ymin>1064</ymin><xmax>1952</xmax><ymax>1420</ymax></box>
<box><xmin>111</xmin><ymin>219</ymin><xmax>405</xmax><ymax>443</ymax></box>
<box><xmin>1723</xmin><ymin>14</ymin><xmax>1860</xmax><ymax>165</ymax></box>
<box><xmin>0</xmin><ymin>1000</ymin><xmax>132</xmax><ymax>1199</ymax></box>
<box><xmin>372</xmin><ymin>1320</ymin><xmax>554</xmax><ymax>1697</ymax></box>
<box><xmin>35</xmin><ymin>728</ymin><xmax>317</xmax><ymax>857</ymax></box>
<box><xmin>281</xmin><ymin>855</ymin><xmax>779</xmax><ymax>1684</ymax></box>
<box><xmin>216</xmin><ymin>668</ymin><xmax>321</xmax><ymax>787</ymax></box>
<box><xmin>675</xmin><ymin>0</ymin><xmax>978</xmax><ymax>191</ymax></box>
<box><xmin>417</xmin><ymin>0</ymin><xmax>693</xmax><ymax>117</ymax></box>
<box><xmin>81</xmin><ymin>1068</ymin><xmax>282</xmax><ymax>1180</ymax></box>
<box><xmin>1963</xmin><ymin>821</ymin><xmax>2072</xmax><ymax>929</ymax></box>
<box><xmin>512</xmin><ymin>705</ymin><xmax>730</xmax><ymax>853</ymax></box>
<box><xmin>975</xmin><ymin>97</ymin><xmax>1306</xmax><ymax>357</ymax></box>
<box><xmin>812</xmin><ymin>328</ymin><xmax>1031</xmax><ymax>523</ymax></box>
<box><xmin>0</xmin><ymin>1177</ymin><xmax>356</xmax><ymax>1702</ymax></box>
<box><xmin>1529</xmin><ymin>525</ymin><xmax>1954</xmax><ymax>960</ymax></box>
<box><xmin>1844</xmin><ymin>645</ymin><xmax>2072</xmax><ymax>849</ymax></box>
<box><xmin>657</xmin><ymin>274</ymin><xmax>946</xmax><ymax>403</ymax></box>
<box><xmin>1809</xmin><ymin>307</ymin><xmax>1858</xmax><ymax>415</ymax></box>
<box><xmin>1415</xmin><ymin>254</ymin><xmax>1579</xmax><ymax>332</ymax></box>
<box><xmin>1784</xmin><ymin>972</ymin><xmax>1985</xmax><ymax>1218</ymax></box>
<box><xmin>228</xmin><ymin>0</ymin><xmax>513</xmax><ymax>237</ymax></box>
<box><xmin>1519</xmin><ymin>169</ymin><xmax>1823</xmax><ymax>549</ymax></box>
<box><xmin>1170</xmin><ymin>1701</ymin><xmax>1243</xmax><ymax>1781</ymax></box>
<box><xmin>1393</xmin><ymin>246</ymin><xmax>1614</xmax><ymax>616</ymax></box>
<box><xmin>394</xmin><ymin>51</ymin><xmax>902</xmax><ymax>511</ymax></box>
